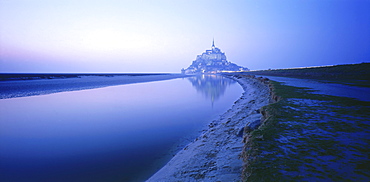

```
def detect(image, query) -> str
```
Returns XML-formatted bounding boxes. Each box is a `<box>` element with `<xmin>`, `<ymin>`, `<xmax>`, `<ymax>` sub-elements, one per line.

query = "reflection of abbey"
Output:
<box><xmin>182</xmin><ymin>40</ymin><xmax>248</xmax><ymax>74</ymax></box>
<box><xmin>187</xmin><ymin>74</ymin><xmax>235</xmax><ymax>103</ymax></box>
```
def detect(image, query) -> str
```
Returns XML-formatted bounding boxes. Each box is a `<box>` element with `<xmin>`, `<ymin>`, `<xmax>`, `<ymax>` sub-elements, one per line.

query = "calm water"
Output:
<box><xmin>0</xmin><ymin>75</ymin><xmax>243</xmax><ymax>181</ymax></box>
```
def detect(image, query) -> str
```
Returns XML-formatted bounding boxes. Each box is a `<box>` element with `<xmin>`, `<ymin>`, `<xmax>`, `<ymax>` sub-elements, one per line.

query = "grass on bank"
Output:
<box><xmin>242</xmin><ymin>80</ymin><xmax>370</xmax><ymax>182</ymax></box>
<box><xmin>244</xmin><ymin>62</ymin><xmax>370</xmax><ymax>87</ymax></box>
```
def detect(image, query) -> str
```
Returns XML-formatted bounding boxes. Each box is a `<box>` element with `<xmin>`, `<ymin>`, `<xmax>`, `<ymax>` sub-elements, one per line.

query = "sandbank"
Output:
<box><xmin>147</xmin><ymin>75</ymin><xmax>271</xmax><ymax>181</ymax></box>
<box><xmin>0</xmin><ymin>74</ymin><xmax>188</xmax><ymax>99</ymax></box>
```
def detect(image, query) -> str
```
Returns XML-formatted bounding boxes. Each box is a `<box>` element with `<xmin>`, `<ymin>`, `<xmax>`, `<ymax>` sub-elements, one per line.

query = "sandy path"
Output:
<box><xmin>147</xmin><ymin>76</ymin><xmax>271</xmax><ymax>182</ymax></box>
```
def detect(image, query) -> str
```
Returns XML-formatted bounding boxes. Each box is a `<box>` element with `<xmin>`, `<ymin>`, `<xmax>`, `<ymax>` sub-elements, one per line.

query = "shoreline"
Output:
<box><xmin>0</xmin><ymin>73</ymin><xmax>175</xmax><ymax>81</ymax></box>
<box><xmin>0</xmin><ymin>74</ymin><xmax>188</xmax><ymax>99</ymax></box>
<box><xmin>147</xmin><ymin>75</ymin><xmax>271</xmax><ymax>181</ymax></box>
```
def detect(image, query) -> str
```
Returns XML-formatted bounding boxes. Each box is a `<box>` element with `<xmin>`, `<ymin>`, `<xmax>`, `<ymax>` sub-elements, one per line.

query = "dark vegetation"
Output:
<box><xmin>243</xmin><ymin>63</ymin><xmax>370</xmax><ymax>87</ymax></box>
<box><xmin>242</xmin><ymin>80</ymin><xmax>370</xmax><ymax>181</ymax></box>
<box><xmin>0</xmin><ymin>73</ymin><xmax>171</xmax><ymax>81</ymax></box>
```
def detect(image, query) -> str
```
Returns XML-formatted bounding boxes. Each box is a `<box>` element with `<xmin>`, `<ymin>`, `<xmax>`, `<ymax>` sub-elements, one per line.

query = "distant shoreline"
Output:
<box><xmin>0</xmin><ymin>74</ymin><xmax>189</xmax><ymax>99</ymax></box>
<box><xmin>240</xmin><ymin>63</ymin><xmax>370</xmax><ymax>87</ymax></box>
<box><xmin>0</xmin><ymin>73</ymin><xmax>176</xmax><ymax>82</ymax></box>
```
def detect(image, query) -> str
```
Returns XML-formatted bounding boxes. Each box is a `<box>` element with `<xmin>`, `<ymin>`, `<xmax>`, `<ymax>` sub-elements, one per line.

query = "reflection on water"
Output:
<box><xmin>187</xmin><ymin>74</ymin><xmax>236</xmax><ymax>103</ymax></box>
<box><xmin>0</xmin><ymin>77</ymin><xmax>242</xmax><ymax>182</ymax></box>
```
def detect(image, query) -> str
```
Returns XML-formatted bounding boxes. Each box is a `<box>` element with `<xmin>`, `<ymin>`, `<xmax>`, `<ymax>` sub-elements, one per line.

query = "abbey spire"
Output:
<box><xmin>181</xmin><ymin>40</ymin><xmax>249</xmax><ymax>74</ymax></box>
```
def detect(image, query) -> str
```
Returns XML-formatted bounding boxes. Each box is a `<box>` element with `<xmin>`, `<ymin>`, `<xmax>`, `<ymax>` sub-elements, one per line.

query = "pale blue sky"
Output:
<box><xmin>1</xmin><ymin>0</ymin><xmax>369</xmax><ymax>73</ymax></box>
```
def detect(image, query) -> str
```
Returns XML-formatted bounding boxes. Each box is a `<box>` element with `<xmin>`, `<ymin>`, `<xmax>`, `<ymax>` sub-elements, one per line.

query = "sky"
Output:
<box><xmin>0</xmin><ymin>0</ymin><xmax>369</xmax><ymax>73</ymax></box>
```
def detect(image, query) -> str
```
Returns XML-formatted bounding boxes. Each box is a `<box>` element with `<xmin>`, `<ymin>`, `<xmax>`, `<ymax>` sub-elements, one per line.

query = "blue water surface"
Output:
<box><xmin>0</xmin><ymin>75</ymin><xmax>242</xmax><ymax>181</ymax></box>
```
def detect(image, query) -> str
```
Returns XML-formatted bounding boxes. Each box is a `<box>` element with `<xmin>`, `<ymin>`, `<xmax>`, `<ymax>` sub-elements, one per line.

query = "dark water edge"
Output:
<box><xmin>0</xmin><ymin>73</ymin><xmax>174</xmax><ymax>81</ymax></box>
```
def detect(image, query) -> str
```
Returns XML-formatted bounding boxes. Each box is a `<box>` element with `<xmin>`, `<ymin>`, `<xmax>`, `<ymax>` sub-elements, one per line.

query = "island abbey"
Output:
<box><xmin>182</xmin><ymin>40</ymin><xmax>248</xmax><ymax>74</ymax></box>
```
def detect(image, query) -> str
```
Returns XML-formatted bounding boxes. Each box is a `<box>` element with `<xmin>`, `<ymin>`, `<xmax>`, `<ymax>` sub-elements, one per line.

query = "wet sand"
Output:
<box><xmin>147</xmin><ymin>75</ymin><xmax>271</xmax><ymax>181</ymax></box>
<box><xmin>0</xmin><ymin>74</ymin><xmax>187</xmax><ymax>99</ymax></box>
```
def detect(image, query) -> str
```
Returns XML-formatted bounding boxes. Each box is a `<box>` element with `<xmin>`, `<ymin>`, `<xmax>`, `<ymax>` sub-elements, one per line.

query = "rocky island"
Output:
<box><xmin>182</xmin><ymin>40</ymin><xmax>248</xmax><ymax>74</ymax></box>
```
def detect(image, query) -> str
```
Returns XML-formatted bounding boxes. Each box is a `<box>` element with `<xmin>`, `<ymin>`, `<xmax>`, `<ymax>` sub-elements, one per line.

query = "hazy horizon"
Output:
<box><xmin>1</xmin><ymin>0</ymin><xmax>369</xmax><ymax>73</ymax></box>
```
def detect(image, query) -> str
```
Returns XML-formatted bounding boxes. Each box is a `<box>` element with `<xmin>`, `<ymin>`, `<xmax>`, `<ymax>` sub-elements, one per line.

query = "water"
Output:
<box><xmin>0</xmin><ymin>74</ymin><xmax>184</xmax><ymax>99</ymax></box>
<box><xmin>260</xmin><ymin>75</ymin><xmax>370</xmax><ymax>101</ymax></box>
<box><xmin>0</xmin><ymin>75</ymin><xmax>243</xmax><ymax>181</ymax></box>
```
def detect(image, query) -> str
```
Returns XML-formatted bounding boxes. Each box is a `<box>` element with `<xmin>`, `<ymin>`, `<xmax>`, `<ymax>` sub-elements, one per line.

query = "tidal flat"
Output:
<box><xmin>0</xmin><ymin>73</ymin><xmax>186</xmax><ymax>99</ymax></box>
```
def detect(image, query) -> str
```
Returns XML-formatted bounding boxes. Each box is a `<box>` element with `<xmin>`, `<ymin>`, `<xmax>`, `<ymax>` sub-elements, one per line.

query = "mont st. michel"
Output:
<box><xmin>181</xmin><ymin>40</ymin><xmax>249</xmax><ymax>74</ymax></box>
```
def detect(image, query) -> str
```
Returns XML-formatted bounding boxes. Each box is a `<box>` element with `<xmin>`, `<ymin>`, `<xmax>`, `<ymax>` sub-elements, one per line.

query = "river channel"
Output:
<box><xmin>0</xmin><ymin>75</ymin><xmax>243</xmax><ymax>181</ymax></box>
